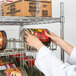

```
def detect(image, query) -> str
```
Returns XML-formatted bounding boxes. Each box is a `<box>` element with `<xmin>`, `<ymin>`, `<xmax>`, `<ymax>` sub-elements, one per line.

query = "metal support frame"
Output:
<box><xmin>0</xmin><ymin>2</ymin><xmax>65</xmax><ymax>62</ymax></box>
<box><xmin>19</xmin><ymin>23</ymin><xmax>25</xmax><ymax>67</ymax></box>
<box><xmin>60</xmin><ymin>2</ymin><xmax>65</xmax><ymax>62</ymax></box>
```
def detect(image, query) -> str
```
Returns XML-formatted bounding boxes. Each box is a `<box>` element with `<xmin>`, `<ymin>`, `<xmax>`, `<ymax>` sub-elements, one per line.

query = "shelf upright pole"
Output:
<box><xmin>19</xmin><ymin>23</ymin><xmax>24</xmax><ymax>67</ymax></box>
<box><xmin>19</xmin><ymin>24</ymin><xmax>22</xmax><ymax>67</ymax></box>
<box><xmin>60</xmin><ymin>2</ymin><xmax>65</xmax><ymax>62</ymax></box>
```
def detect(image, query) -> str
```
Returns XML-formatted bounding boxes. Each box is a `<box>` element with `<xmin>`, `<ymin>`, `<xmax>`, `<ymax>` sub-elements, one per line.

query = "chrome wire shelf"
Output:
<box><xmin>0</xmin><ymin>16</ymin><xmax>61</xmax><ymax>25</ymax></box>
<box><xmin>0</xmin><ymin>50</ymin><xmax>25</xmax><ymax>56</ymax></box>
<box><xmin>0</xmin><ymin>49</ymin><xmax>37</xmax><ymax>56</ymax></box>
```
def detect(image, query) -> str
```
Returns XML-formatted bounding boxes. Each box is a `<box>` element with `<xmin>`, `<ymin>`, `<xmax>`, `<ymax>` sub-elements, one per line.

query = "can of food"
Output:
<box><xmin>21</xmin><ymin>29</ymin><xmax>51</xmax><ymax>46</ymax></box>
<box><xmin>0</xmin><ymin>31</ymin><xmax>7</xmax><ymax>51</ymax></box>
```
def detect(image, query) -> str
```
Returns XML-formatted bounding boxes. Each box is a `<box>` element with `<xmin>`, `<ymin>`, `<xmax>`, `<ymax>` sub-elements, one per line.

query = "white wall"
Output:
<box><xmin>0</xmin><ymin>0</ymin><xmax>76</xmax><ymax>61</ymax></box>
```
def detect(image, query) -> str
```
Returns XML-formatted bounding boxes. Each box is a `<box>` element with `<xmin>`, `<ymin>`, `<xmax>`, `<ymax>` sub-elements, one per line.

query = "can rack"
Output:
<box><xmin>0</xmin><ymin>2</ymin><xmax>65</xmax><ymax>61</ymax></box>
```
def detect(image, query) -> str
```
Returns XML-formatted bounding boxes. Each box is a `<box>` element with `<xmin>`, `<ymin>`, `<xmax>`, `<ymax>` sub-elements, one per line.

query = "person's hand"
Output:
<box><xmin>45</xmin><ymin>31</ymin><xmax>73</xmax><ymax>55</ymax></box>
<box><xmin>25</xmin><ymin>31</ymin><xmax>44</xmax><ymax>51</ymax></box>
<box><xmin>45</xmin><ymin>31</ymin><xmax>62</xmax><ymax>46</ymax></box>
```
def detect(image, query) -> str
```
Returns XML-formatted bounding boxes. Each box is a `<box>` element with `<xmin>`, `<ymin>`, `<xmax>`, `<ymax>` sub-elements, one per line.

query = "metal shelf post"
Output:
<box><xmin>60</xmin><ymin>2</ymin><xmax>65</xmax><ymax>62</ymax></box>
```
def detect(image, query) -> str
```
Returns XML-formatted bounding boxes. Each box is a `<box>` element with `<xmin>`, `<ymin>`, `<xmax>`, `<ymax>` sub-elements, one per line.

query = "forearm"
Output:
<box><xmin>36</xmin><ymin>43</ymin><xmax>44</xmax><ymax>51</ymax></box>
<box><xmin>58</xmin><ymin>39</ymin><xmax>73</xmax><ymax>55</ymax></box>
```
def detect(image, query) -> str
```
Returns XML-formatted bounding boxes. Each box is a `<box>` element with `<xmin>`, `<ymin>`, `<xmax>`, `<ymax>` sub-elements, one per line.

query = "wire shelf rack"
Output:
<box><xmin>0</xmin><ymin>2</ymin><xmax>65</xmax><ymax>62</ymax></box>
<box><xmin>0</xmin><ymin>16</ymin><xmax>61</xmax><ymax>25</ymax></box>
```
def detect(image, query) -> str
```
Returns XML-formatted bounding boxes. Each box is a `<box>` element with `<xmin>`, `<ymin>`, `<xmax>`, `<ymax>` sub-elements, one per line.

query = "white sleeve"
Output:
<box><xmin>67</xmin><ymin>47</ymin><xmax>76</xmax><ymax>65</ymax></box>
<box><xmin>35</xmin><ymin>46</ymin><xmax>76</xmax><ymax>76</ymax></box>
